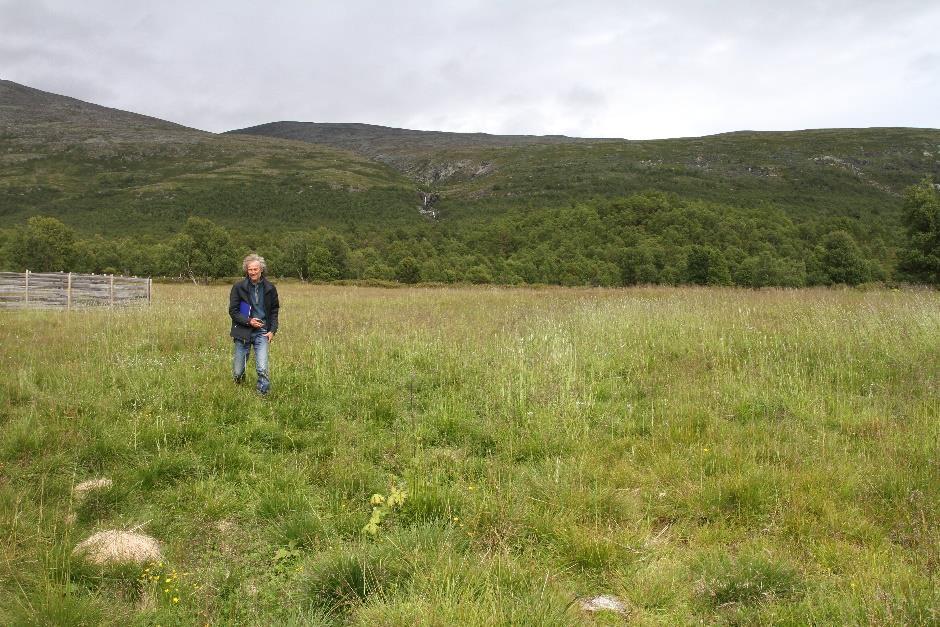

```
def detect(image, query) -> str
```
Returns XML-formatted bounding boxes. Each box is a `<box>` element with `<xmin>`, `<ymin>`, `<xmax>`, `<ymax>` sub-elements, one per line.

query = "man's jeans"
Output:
<box><xmin>233</xmin><ymin>332</ymin><xmax>270</xmax><ymax>394</ymax></box>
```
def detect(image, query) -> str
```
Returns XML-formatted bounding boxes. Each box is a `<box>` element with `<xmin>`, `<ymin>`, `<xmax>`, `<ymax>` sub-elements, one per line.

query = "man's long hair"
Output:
<box><xmin>242</xmin><ymin>253</ymin><xmax>266</xmax><ymax>276</ymax></box>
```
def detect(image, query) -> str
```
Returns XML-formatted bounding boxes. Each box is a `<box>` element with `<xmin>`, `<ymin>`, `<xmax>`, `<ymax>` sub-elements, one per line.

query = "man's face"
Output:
<box><xmin>246</xmin><ymin>262</ymin><xmax>263</xmax><ymax>283</ymax></box>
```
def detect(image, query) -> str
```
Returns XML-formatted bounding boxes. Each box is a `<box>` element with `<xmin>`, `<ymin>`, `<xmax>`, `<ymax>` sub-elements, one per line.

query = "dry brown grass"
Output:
<box><xmin>72</xmin><ymin>531</ymin><xmax>162</xmax><ymax>566</ymax></box>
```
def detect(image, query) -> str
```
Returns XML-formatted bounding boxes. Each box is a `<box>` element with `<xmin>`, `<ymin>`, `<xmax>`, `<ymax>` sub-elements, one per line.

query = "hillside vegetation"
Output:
<box><xmin>1</xmin><ymin>285</ymin><xmax>937</xmax><ymax>624</ymax></box>
<box><xmin>232</xmin><ymin>121</ymin><xmax>940</xmax><ymax>220</ymax></box>
<box><xmin>2</xmin><ymin>80</ymin><xmax>939</xmax><ymax>285</ymax></box>
<box><xmin>0</xmin><ymin>80</ymin><xmax>419</xmax><ymax>236</ymax></box>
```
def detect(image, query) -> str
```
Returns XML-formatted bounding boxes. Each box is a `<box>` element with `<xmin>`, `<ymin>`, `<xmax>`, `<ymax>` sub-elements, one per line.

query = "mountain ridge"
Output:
<box><xmin>0</xmin><ymin>79</ymin><xmax>199</xmax><ymax>144</ymax></box>
<box><xmin>225</xmin><ymin>120</ymin><xmax>622</xmax><ymax>185</ymax></box>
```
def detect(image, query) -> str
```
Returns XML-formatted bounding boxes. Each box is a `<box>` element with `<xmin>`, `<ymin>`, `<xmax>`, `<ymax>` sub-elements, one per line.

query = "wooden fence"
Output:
<box><xmin>0</xmin><ymin>271</ymin><xmax>151</xmax><ymax>309</ymax></box>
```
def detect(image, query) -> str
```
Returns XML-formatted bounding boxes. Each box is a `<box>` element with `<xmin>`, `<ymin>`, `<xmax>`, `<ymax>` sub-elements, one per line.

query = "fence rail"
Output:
<box><xmin>0</xmin><ymin>271</ymin><xmax>151</xmax><ymax>309</ymax></box>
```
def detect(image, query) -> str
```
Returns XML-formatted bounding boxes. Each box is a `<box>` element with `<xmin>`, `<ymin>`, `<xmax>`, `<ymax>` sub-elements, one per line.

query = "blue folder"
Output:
<box><xmin>239</xmin><ymin>300</ymin><xmax>251</xmax><ymax>318</ymax></box>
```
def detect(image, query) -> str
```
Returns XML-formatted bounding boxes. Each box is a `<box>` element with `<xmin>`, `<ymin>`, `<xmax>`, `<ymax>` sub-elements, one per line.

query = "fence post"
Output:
<box><xmin>25</xmin><ymin>269</ymin><xmax>30</xmax><ymax>306</ymax></box>
<box><xmin>109</xmin><ymin>274</ymin><xmax>115</xmax><ymax>307</ymax></box>
<box><xmin>67</xmin><ymin>272</ymin><xmax>72</xmax><ymax>310</ymax></box>
<box><xmin>148</xmin><ymin>278</ymin><xmax>152</xmax><ymax>305</ymax></box>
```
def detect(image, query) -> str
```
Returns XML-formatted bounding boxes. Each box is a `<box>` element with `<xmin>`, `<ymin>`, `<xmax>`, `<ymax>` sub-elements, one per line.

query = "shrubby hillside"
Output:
<box><xmin>2</xmin><ymin>79</ymin><xmax>939</xmax><ymax>285</ymax></box>
<box><xmin>0</xmin><ymin>80</ymin><xmax>418</xmax><ymax>236</ymax></box>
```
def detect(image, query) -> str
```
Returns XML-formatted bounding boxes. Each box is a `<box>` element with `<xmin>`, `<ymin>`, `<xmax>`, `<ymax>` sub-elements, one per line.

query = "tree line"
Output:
<box><xmin>2</xmin><ymin>180</ymin><xmax>937</xmax><ymax>287</ymax></box>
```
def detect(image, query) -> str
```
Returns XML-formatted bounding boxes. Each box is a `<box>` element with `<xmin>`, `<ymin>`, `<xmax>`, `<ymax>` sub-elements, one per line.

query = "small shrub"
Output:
<box><xmin>362</xmin><ymin>484</ymin><xmax>407</xmax><ymax>536</ymax></box>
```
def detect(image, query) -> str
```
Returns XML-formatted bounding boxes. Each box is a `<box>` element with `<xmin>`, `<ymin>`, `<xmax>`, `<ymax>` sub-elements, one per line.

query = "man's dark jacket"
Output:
<box><xmin>229</xmin><ymin>276</ymin><xmax>280</xmax><ymax>340</ymax></box>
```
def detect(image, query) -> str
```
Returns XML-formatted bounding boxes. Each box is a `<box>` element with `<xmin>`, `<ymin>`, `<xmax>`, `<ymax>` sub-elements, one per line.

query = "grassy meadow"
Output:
<box><xmin>0</xmin><ymin>284</ymin><xmax>937</xmax><ymax>625</ymax></box>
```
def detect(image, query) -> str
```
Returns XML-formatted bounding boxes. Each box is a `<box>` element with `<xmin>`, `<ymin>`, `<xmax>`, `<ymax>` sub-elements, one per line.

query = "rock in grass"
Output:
<box><xmin>580</xmin><ymin>594</ymin><xmax>627</xmax><ymax>614</ymax></box>
<box><xmin>73</xmin><ymin>478</ymin><xmax>113</xmax><ymax>499</ymax></box>
<box><xmin>72</xmin><ymin>530</ymin><xmax>162</xmax><ymax>565</ymax></box>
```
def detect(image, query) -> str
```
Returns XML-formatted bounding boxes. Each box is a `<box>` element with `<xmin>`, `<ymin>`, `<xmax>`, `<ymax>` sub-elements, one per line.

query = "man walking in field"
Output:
<box><xmin>230</xmin><ymin>253</ymin><xmax>280</xmax><ymax>395</ymax></box>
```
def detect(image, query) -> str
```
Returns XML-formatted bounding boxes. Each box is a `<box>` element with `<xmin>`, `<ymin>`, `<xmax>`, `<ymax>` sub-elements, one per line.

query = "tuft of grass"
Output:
<box><xmin>700</xmin><ymin>550</ymin><xmax>801</xmax><ymax>608</ymax></box>
<box><xmin>6</xmin><ymin>585</ymin><xmax>105</xmax><ymax>627</ymax></box>
<box><xmin>135</xmin><ymin>450</ymin><xmax>200</xmax><ymax>490</ymax></box>
<box><xmin>279</xmin><ymin>510</ymin><xmax>328</xmax><ymax>548</ymax></box>
<box><xmin>303</xmin><ymin>544</ymin><xmax>413</xmax><ymax>615</ymax></box>
<box><xmin>74</xmin><ymin>485</ymin><xmax>128</xmax><ymax>526</ymax></box>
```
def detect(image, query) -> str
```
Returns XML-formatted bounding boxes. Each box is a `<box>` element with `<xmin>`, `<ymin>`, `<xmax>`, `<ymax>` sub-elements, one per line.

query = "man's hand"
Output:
<box><xmin>264</xmin><ymin>332</ymin><xmax>274</xmax><ymax>343</ymax></box>
<box><xmin>249</xmin><ymin>317</ymin><xmax>264</xmax><ymax>328</ymax></box>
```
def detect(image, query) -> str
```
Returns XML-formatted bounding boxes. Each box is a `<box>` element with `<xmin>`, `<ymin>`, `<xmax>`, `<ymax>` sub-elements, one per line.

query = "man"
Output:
<box><xmin>229</xmin><ymin>253</ymin><xmax>280</xmax><ymax>395</ymax></box>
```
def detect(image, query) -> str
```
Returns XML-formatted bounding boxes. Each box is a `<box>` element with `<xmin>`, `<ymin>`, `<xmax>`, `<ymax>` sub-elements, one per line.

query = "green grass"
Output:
<box><xmin>1</xmin><ymin>284</ymin><xmax>938</xmax><ymax>624</ymax></box>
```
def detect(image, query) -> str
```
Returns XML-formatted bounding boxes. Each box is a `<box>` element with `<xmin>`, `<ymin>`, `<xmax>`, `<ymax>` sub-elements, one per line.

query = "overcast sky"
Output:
<box><xmin>2</xmin><ymin>0</ymin><xmax>939</xmax><ymax>139</ymax></box>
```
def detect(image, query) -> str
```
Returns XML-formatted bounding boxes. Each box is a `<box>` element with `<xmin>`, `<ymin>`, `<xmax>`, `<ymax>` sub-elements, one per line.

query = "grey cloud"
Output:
<box><xmin>1</xmin><ymin>0</ymin><xmax>938</xmax><ymax>137</ymax></box>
